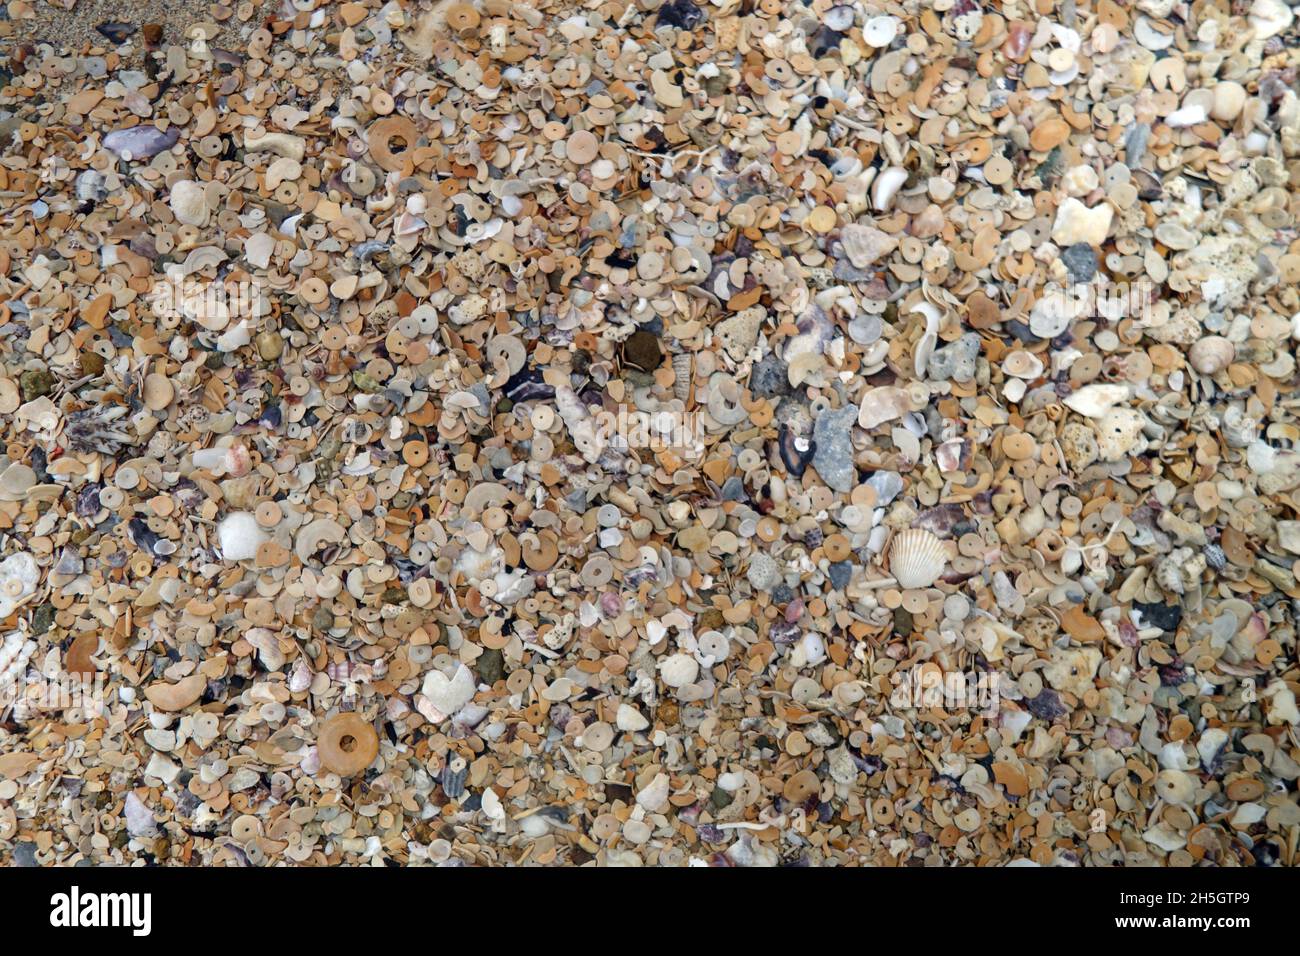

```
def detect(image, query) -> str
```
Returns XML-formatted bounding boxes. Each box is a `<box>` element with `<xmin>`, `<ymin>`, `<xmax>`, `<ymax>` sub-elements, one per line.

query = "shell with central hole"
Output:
<box><xmin>888</xmin><ymin>529</ymin><xmax>947</xmax><ymax>589</ymax></box>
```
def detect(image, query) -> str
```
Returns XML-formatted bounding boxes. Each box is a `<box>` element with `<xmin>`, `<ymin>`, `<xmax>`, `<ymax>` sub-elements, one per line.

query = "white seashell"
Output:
<box><xmin>217</xmin><ymin>512</ymin><xmax>267</xmax><ymax>561</ymax></box>
<box><xmin>1250</xmin><ymin>0</ymin><xmax>1293</xmax><ymax>40</ymax></box>
<box><xmin>636</xmin><ymin>772</ymin><xmax>671</xmax><ymax>812</ymax></box>
<box><xmin>1133</xmin><ymin>16</ymin><xmax>1174</xmax><ymax>51</ymax></box>
<box><xmin>863</xmin><ymin>15</ymin><xmax>899</xmax><ymax>47</ymax></box>
<box><xmin>839</xmin><ymin>223</ymin><xmax>898</xmax><ymax>268</ymax></box>
<box><xmin>889</xmin><ymin>529</ymin><xmax>947</xmax><ymax>589</ymax></box>
<box><xmin>658</xmin><ymin>653</ymin><xmax>698</xmax><ymax>688</ymax></box>
<box><xmin>0</xmin><ymin>551</ymin><xmax>40</xmax><ymax>619</ymax></box>
<box><xmin>1062</xmin><ymin>383</ymin><xmax>1129</xmax><ymax>418</ymax></box>
<box><xmin>419</xmin><ymin>663</ymin><xmax>476</xmax><ymax>718</ymax></box>
<box><xmin>245</xmin><ymin>232</ymin><xmax>275</xmax><ymax>269</ymax></box>
<box><xmin>1002</xmin><ymin>350</ymin><xmax>1044</xmax><ymax>379</ymax></box>
<box><xmin>217</xmin><ymin>320</ymin><xmax>252</xmax><ymax>352</ymax></box>
<box><xmin>0</xmin><ymin>629</ymin><xmax>36</xmax><ymax>687</ymax></box>
<box><xmin>1050</xmin><ymin>197</ymin><xmax>1113</xmax><ymax>247</ymax></box>
<box><xmin>1061</xmin><ymin>164</ymin><xmax>1099</xmax><ymax>197</ymax></box>
<box><xmin>616</xmin><ymin>703</ymin><xmax>650</xmax><ymax>732</ymax></box>
<box><xmin>911</xmin><ymin>301</ymin><xmax>942</xmax><ymax>377</ymax></box>
<box><xmin>858</xmin><ymin>385</ymin><xmax>910</xmax><ymax>429</ymax></box>
<box><xmin>1187</xmin><ymin>336</ymin><xmax>1235</xmax><ymax>375</ymax></box>
<box><xmin>871</xmin><ymin>166</ymin><xmax>908</xmax><ymax>212</ymax></box>
<box><xmin>1166</xmin><ymin>103</ymin><xmax>1207</xmax><ymax>128</ymax></box>
<box><xmin>169</xmin><ymin>180</ymin><xmax>210</xmax><ymax>227</ymax></box>
<box><xmin>1095</xmin><ymin>407</ymin><xmax>1147</xmax><ymax>461</ymax></box>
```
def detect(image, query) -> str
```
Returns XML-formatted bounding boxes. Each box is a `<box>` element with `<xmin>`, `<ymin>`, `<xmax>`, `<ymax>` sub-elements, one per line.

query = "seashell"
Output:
<box><xmin>706</xmin><ymin>373</ymin><xmax>750</xmax><ymax>427</ymax></box>
<box><xmin>1095</xmin><ymin>407</ymin><xmax>1147</xmax><ymax>460</ymax></box>
<box><xmin>871</xmin><ymin>166</ymin><xmax>908</xmax><ymax>212</ymax></box>
<box><xmin>103</xmin><ymin>125</ymin><xmax>179</xmax><ymax>160</ymax></box>
<box><xmin>617</xmin><ymin>703</ymin><xmax>650</xmax><ymax>731</ymax></box>
<box><xmin>419</xmin><ymin>663</ymin><xmax>477</xmax><ymax>719</ymax></box>
<box><xmin>76</xmin><ymin>169</ymin><xmax>107</xmax><ymax>202</ymax></box>
<box><xmin>1028</xmin><ymin>287</ymin><xmax>1084</xmax><ymax>338</ymax></box>
<box><xmin>243</xmin><ymin>129</ymin><xmax>306</xmax><ymax>160</ymax></box>
<box><xmin>0</xmin><ymin>462</ymin><xmax>36</xmax><ymax>502</ymax></box>
<box><xmin>0</xmin><ymin>630</ymin><xmax>36</xmax><ymax>687</ymax></box>
<box><xmin>192</xmin><ymin>442</ymin><xmax>250</xmax><ymax>477</ymax></box>
<box><xmin>1050</xmin><ymin>197</ymin><xmax>1113</xmax><ymax>247</ymax></box>
<box><xmin>911</xmin><ymin>301</ymin><xmax>942</xmax><ymax>377</ymax></box>
<box><xmin>441</xmin><ymin>755</ymin><xmax>468</xmax><ymax>798</ymax></box>
<box><xmin>671</xmin><ymin>353</ymin><xmax>692</xmax><ymax>401</ymax></box>
<box><xmin>658</xmin><ymin>653</ymin><xmax>699</xmax><ymax>688</ymax></box>
<box><xmin>1154</xmin><ymin>769</ymin><xmax>1196</xmax><ymax>806</ymax></box>
<box><xmin>824</xmin><ymin>4</ymin><xmax>855</xmax><ymax>31</ymax></box>
<box><xmin>1002</xmin><ymin>350</ymin><xmax>1044</xmax><ymax>379</ymax></box>
<box><xmin>217</xmin><ymin>512</ymin><xmax>267</xmax><ymax>561</ymax></box>
<box><xmin>888</xmin><ymin>529</ymin><xmax>947</xmax><ymax>589</ymax></box>
<box><xmin>1133</xmin><ymin>16</ymin><xmax>1174</xmax><ymax>51</ymax></box>
<box><xmin>839</xmin><ymin>223</ymin><xmax>898</xmax><ymax>268</ymax></box>
<box><xmin>245</xmin><ymin>232</ymin><xmax>275</xmax><ymax>269</ymax></box>
<box><xmin>143</xmin><ymin>673</ymin><xmax>206</xmax><ymax>712</ymax></box>
<box><xmin>1187</xmin><ymin>335</ymin><xmax>1235</xmax><ymax>375</ymax></box>
<box><xmin>169</xmin><ymin>180</ymin><xmax>210</xmax><ymax>226</ymax></box>
<box><xmin>287</xmin><ymin>657</ymin><xmax>313</xmax><ymax>693</ymax></box>
<box><xmin>1250</xmin><ymin>0</ymin><xmax>1293</xmax><ymax>40</ymax></box>
<box><xmin>51</xmin><ymin>547</ymin><xmax>84</xmax><ymax>579</ymax></box>
<box><xmin>0</xmin><ymin>551</ymin><xmax>40</xmax><ymax>618</ymax></box>
<box><xmin>859</xmin><ymin>385</ymin><xmax>910</xmax><ymax>429</ymax></box>
<box><xmin>1062</xmin><ymin>383</ymin><xmax>1129</xmax><ymax>418</ymax></box>
<box><xmin>244</xmin><ymin>627</ymin><xmax>285</xmax><ymax>671</ymax></box>
<box><xmin>862</xmin><ymin>15</ymin><xmax>899</xmax><ymax>47</ymax></box>
<box><xmin>316</xmin><ymin>712</ymin><xmax>379</xmax><ymax>776</ymax></box>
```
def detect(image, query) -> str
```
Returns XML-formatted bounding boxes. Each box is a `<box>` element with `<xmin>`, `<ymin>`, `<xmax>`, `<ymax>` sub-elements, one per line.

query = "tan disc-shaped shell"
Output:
<box><xmin>889</xmin><ymin>529</ymin><xmax>947</xmax><ymax>589</ymax></box>
<box><xmin>318</xmin><ymin>713</ymin><xmax>379</xmax><ymax>776</ymax></box>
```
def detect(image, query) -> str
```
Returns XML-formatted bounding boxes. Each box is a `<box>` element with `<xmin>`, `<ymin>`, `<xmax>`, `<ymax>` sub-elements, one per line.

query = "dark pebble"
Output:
<box><xmin>476</xmin><ymin>648</ymin><xmax>505</xmax><ymax>685</ymax></box>
<box><xmin>1134</xmin><ymin>601</ymin><xmax>1182</xmax><ymax>632</ymax></box>
<box><xmin>1026</xmin><ymin>687</ymin><xmax>1069</xmax><ymax>720</ymax></box>
<box><xmin>656</xmin><ymin>0</ymin><xmax>704</xmax><ymax>31</ymax></box>
<box><xmin>622</xmin><ymin>329</ymin><xmax>662</xmax><ymax>371</ymax></box>
<box><xmin>750</xmin><ymin>353</ymin><xmax>792</xmax><ymax>398</ymax></box>
<box><xmin>95</xmin><ymin>22</ymin><xmax>137</xmax><ymax>43</ymax></box>
<box><xmin>1061</xmin><ymin>243</ymin><xmax>1097</xmax><ymax>282</ymax></box>
<box><xmin>827</xmin><ymin>560</ymin><xmax>852</xmax><ymax>590</ymax></box>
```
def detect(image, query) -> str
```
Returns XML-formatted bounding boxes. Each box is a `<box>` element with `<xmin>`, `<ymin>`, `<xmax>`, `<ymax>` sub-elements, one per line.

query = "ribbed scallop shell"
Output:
<box><xmin>889</xmin><ymin>529</ymin><xmax>947</xmax><ymax>589</ymax></box>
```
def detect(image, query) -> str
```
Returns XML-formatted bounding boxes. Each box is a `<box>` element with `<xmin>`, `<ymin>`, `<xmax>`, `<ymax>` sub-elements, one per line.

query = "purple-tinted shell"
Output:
<box><xmin>103</xmin><ymin>126</ymin><xmax>179</xmax><ymax>160</ymax></box>
<box><xmin>912</xmin><ymin>503</ymin><xmax>965</xmax><ymax>538</ymax></box>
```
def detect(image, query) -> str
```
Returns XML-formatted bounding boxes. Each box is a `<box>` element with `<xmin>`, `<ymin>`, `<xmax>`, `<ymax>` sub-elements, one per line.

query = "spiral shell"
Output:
<box><xmin>888</xmin><ymin>529</ymin><xmax>947</xmax><ymax>589</ymax></box>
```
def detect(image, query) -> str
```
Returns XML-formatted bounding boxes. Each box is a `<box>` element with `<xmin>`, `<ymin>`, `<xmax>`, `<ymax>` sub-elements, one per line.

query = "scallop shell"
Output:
<box><xmin>169</xmin><ymin>179</ymin><xmax>210</xmax><ymax>227</ymax></box>
<box><xmin>889</xmin><ymin>529</ymin><xmax>947</xmax><ymax>589</ymax></box>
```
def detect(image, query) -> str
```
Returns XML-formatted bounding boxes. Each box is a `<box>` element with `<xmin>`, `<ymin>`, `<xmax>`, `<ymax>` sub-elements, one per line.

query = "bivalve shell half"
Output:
<box><xmin>889</xmin><ymin>528</ymin><xmax>947</xmax><ymax>589</ymax></box>
<box><xmin>1002</xmin><ymin>350</ymin><xmax>1044</xmax><ymax>379</ymax></box>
